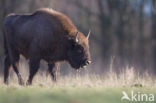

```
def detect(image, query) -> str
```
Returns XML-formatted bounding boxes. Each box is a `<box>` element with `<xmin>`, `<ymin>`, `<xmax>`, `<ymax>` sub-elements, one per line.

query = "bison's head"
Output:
<box><xmin>67</xmin><ymin>31</ymin><xmax>91</xmax><ymax>69</ymax></box>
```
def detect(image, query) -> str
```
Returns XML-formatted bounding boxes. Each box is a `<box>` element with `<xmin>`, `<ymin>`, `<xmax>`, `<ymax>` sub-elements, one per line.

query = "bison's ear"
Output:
<box><xmin>67</xmin><ymin>31</ymin><xmax>79</xmax><ymax>43</ymax></box>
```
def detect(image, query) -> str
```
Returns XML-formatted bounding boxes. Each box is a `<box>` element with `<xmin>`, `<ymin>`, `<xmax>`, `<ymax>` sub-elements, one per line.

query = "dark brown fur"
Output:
<box><xmin>2</xmin><ymin>8</ymin><xmax>91</xmax><ymax>85</ymax></box>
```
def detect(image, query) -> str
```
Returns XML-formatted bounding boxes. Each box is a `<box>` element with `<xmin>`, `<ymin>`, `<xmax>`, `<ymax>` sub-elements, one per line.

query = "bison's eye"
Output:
<box><xmin>69</xmin><ymin>40</ymin><xmax>77</xmax><ymax>50</ymax></box>
<box><xmin>77</xmin><ymin>49</ymin><xmax>83</xmax><ymax>53</ymax></box>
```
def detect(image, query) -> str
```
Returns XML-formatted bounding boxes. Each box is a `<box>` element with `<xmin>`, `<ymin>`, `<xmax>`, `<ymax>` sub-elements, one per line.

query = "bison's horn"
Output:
<box><xmin>75</xmin><ymin>31</ymin><xmax>79</xmax><ymax>42</ymax></box>
<box><xmin>87</xmin><ymin>30</ymin><xmax>91</xmax><ymax>39</ymax></box>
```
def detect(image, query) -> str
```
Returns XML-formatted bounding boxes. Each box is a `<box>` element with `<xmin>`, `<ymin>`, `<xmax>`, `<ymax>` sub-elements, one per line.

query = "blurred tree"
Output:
<box><xmin>0</xmin><ymin>0</ymin><xmax>155</xmax><ymax>75</ymax></box>
<box><xmin>152</xmin><ymin>0</ymin><xmax>156</xmax><ymax>73</ymax></box>
<box><xmin>116</xmin><ymin>0</ymin><xmax>129</xmax><ymax>69</ymax></box>
<box><xmin>29</xmin><ymin>0</ymin><xmax>36</xmax><ymax>12</ymax></box>
<box><xmin>0</xmin><ymin>0</ymin><xmax>8</xmax><ymax>65</ymax></box>
<box><xmin>96</xmin><ymin>0</ymin><xmax>112</xmax><ymax>71</ymax></box>
<box><xmin>138</xmin><ymin>0</ymin><xmax>146</xmax><ymax>71</ymax></box>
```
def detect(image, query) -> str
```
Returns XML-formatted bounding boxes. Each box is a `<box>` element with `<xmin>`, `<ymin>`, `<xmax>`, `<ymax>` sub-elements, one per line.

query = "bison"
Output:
<box><xmin>2</xmin><ymin>8</ymin><xmax>91</xmax><ymax>85</ymax></box>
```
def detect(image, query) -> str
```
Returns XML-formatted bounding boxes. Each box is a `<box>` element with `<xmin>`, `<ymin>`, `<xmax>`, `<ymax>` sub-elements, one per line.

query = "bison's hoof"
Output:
<box><xmin>4</xmin><ymin>80</ymin><xmax>9</xmax><ymax>85</ymax></box>
<box><xmin>26</xmin><ymin>80</ymin><xmax>32</xmax><ymax>86</ymax></box>
<box><xmin>19</xmin><ymin>79</ymin><xmax>25</xmax><ymax>86</ymax></box>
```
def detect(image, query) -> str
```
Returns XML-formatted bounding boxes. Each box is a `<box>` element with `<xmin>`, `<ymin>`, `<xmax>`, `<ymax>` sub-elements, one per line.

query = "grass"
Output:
<box><xmin>0</xmin><ymin>67</ymin><xmax>155</xmax><ymax>103</ymax></box>
<box><xmin>0</xmin><ymin>85</ymin><xmax>155</xmax><ymax>103</ymax></box>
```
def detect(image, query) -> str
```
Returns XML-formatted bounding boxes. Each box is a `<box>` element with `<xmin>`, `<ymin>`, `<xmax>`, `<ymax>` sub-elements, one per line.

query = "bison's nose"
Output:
<box><xmin>85</xmin><ymin>60</ymin><xmax>91</xmax><ymax>65</ymax></box>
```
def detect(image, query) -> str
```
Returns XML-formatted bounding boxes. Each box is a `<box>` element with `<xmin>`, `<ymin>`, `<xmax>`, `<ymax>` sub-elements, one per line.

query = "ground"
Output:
<box><xmin>0</xmin><ymin>85</ymin><xmax>155</xmax><ymax>103</ymax></box>
<box><xmin>0</xmin><ymin>67</ymin><xmax>155</xmax><ymax>103</ymax></box>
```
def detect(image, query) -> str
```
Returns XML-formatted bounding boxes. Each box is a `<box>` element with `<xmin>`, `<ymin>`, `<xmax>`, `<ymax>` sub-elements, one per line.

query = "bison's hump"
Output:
<box><xmin>34</xmin><ymin>8</ymin><xmax>77</xmax><ymax>35</ymax></box>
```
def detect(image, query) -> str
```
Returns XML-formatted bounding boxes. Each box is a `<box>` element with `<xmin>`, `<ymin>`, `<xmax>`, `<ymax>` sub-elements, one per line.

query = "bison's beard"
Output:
<box><xmin>68</xmin><ymin>60</ymin><xmax>81</xmax><ymax>69</ymax></box>
<box><xmin>67</xmin><ymin>52</ymin><xmax>88</xmax><ymax>69</ymax></box>
<box><xmin>68</xmin><ymin>58</ymin><xmax>87</xmax><ymax>69</ymax></box>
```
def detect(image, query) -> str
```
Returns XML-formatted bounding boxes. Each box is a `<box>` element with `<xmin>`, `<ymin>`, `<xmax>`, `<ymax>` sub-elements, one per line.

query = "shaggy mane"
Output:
<box><xmin>35</xmin><ymin>8</ymin><xmax>77</xmax><ymax>36</ymax></box>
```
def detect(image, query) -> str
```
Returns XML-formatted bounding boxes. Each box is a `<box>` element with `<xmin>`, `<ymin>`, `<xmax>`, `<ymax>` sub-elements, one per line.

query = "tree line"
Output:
<box><xmin>0</xmin><ymin>0</ymin><xmax>155</xmax><ymax>75</ymax></box>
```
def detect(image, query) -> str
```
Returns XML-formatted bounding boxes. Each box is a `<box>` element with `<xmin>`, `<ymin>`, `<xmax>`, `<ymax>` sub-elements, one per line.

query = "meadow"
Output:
<box><xmin>0</xmin><ymin>0</ymin><xmax>155</xmax><ymax>103</ymax></box>
<box><xmin>0</xmin><ymin>67</ymin><xmax>155</xmax><ymax>103</ymax></box>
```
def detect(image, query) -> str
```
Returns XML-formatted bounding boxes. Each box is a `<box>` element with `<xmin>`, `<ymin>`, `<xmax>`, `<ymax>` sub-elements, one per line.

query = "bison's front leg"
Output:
<box><xmin>26</xmin><ymin>57</ymin><xmax>40</xmax><ymax>85</ymax></box>
<box><xmin>48</xmin><ymin>63</ymin><xmax>59</xmax><ymax>83</ymax></box>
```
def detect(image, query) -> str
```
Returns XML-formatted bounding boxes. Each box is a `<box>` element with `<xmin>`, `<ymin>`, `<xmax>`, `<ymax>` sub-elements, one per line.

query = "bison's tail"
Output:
<box><xmin>2</xmin><ymin>30</ymin><xmax>8</xmax><ymax>56</ymax></box>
